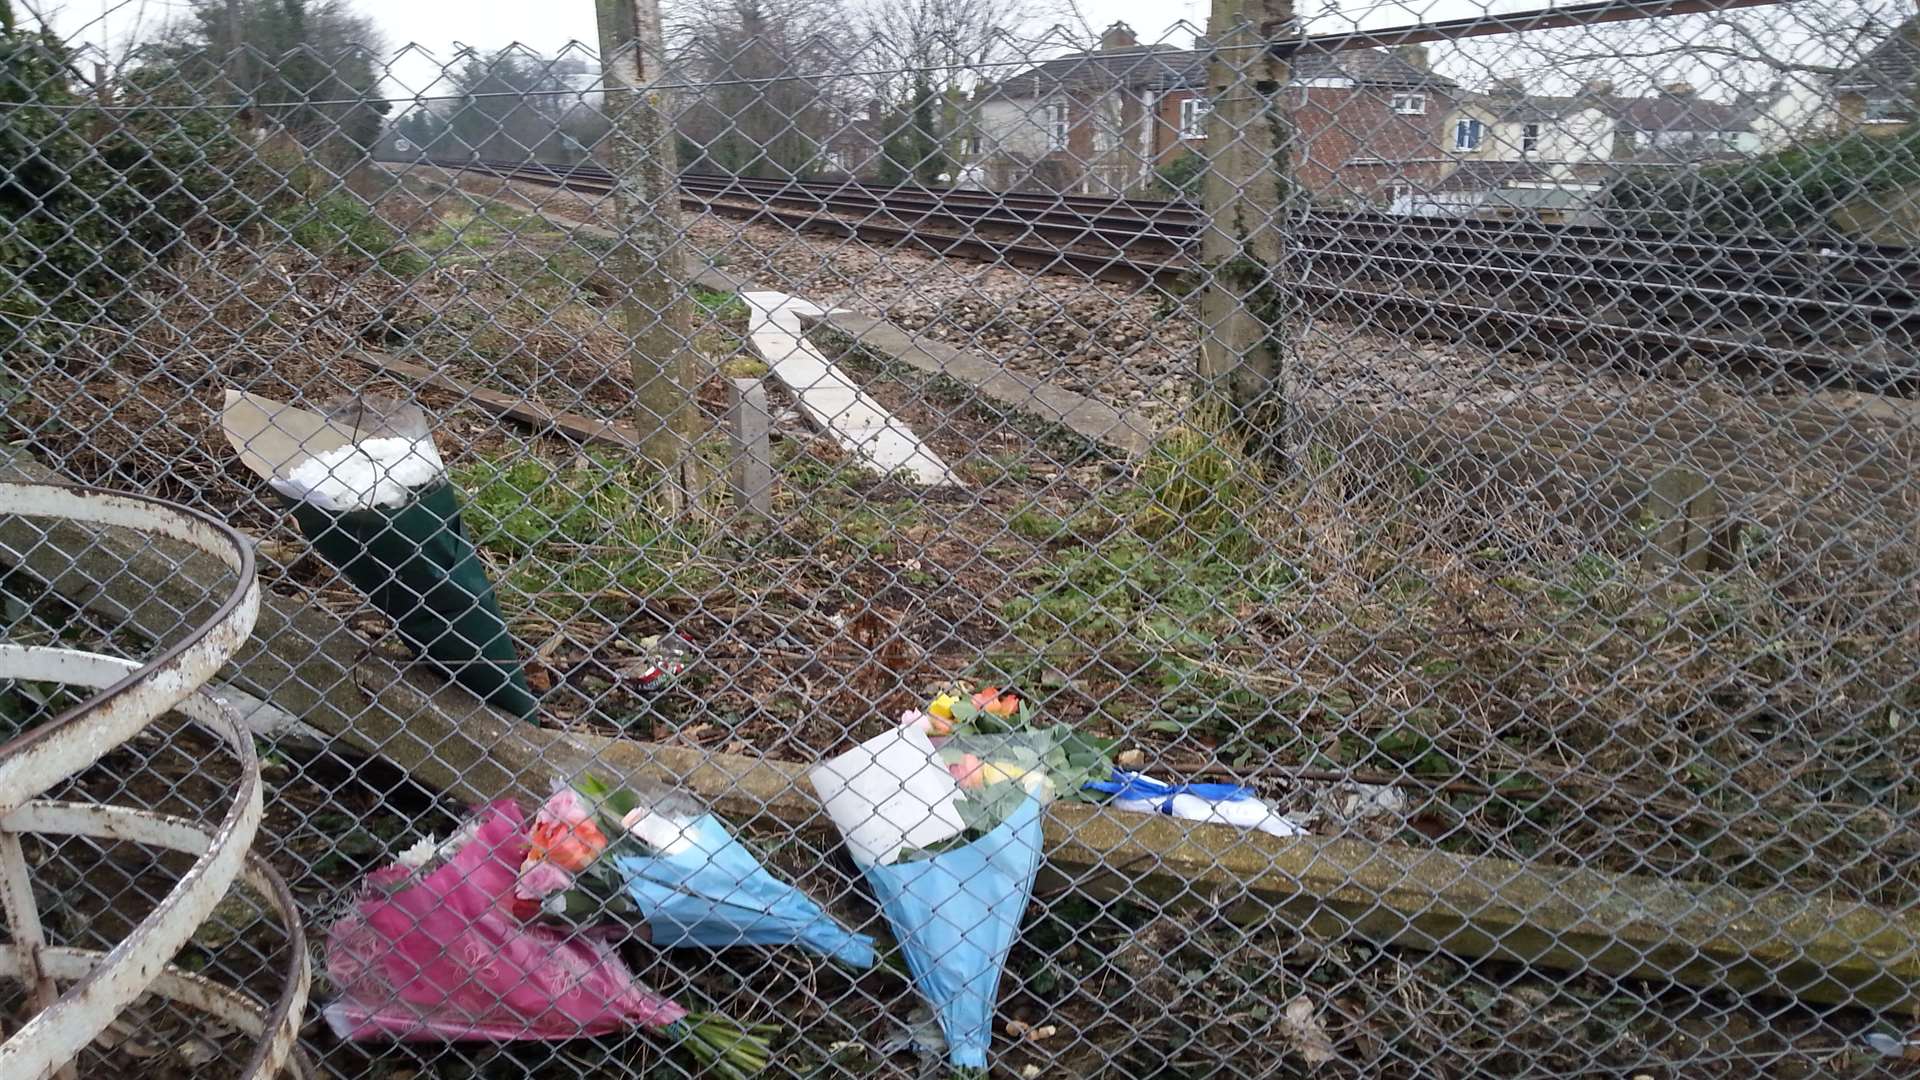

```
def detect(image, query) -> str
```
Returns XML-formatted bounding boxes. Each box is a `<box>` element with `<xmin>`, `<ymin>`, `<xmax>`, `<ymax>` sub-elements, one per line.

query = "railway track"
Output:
<box><xmin>425</xmin><ymin>156</ymin><xmax>1920</xmax><ymax>394</ymax></box>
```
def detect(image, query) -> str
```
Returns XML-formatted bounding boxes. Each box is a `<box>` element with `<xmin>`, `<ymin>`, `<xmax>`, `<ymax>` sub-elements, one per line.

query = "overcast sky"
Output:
<box><xmin>33</xmin><ymin>0</ymin><xmax>1860</xmax><ymax>105</ymax></box>
<box><xmin>38</xmin><ymin>0</ymin><xmax>1506</xmax><ymax>102</ymax></box>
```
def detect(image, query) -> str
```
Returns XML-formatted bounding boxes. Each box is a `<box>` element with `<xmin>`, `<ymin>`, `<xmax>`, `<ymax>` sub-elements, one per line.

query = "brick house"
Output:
<box><xmin>1148</xmin><ymin>44</ymin><xmax>1461</xmax><ymax>204</ymax></box>
<box><xmin>965</xmin><ymin>23</ymin><xmax>1199</xmax><ymax>194</ymax></box>
<box><xmin>967</xmin><ymin>30</ymin><xmax>1459</xmax><ymax>202</ymax></box>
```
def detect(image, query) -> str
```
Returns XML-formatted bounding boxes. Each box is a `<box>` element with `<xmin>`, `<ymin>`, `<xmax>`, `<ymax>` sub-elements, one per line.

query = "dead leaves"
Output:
<box><xmin>1282</xmin><ymin>994</ymin><xmax>1336</xmax><ymax>1069</ymax></box>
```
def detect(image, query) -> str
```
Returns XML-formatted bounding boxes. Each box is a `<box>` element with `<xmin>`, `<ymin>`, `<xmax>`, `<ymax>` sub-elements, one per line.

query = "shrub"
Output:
<box><xmin>1152</xmin><ymin>153</ymin><xmax>1206</xmax><ymax>199</ymax></box>
<box><xmin>1604</xmin><ymin>128</ymin><xmax>1920</xmax><ymax>237</ymax></box>
<box><xmin>0</xmin><ymin>9</ymin><xmax>264</xmax><ymax>335</ymax></box>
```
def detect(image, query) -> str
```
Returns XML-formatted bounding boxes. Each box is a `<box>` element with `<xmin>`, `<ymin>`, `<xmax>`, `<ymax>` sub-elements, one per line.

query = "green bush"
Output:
<box><xmin>1605</xmin><ymin>127</ymin><xmax>1920</xmax><ymax>236</ymax></box>
<box><xmin>275</xmin><ymin>192</ymin><xmax>425</xmax><ymax>276</ymax></box>
<box><xmin>1152</xmin><ymin>153</ymin><xmax>1206</xmax><ymax>199</ymax></box>
<box><xmin>0</xmin><ymin>7</ymin><xmax>262</xmax><ymax>334</ymax></box>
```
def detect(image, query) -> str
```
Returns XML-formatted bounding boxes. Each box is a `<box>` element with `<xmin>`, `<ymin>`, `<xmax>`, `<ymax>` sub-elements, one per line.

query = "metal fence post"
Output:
<box><xmin>1198</xmin><ymin>0</ymin><xmax>1294</xmax><ymax>458</ymax></box>
<box><xmin>595</xmin><ymin>0</ymin><xmax>698</xmax><ymax>509</ymax></box>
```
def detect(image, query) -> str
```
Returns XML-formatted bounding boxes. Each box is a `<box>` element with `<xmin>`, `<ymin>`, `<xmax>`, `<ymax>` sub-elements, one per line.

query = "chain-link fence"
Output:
<box><xmin>2</xmin><ymin>0</ymin><xmax>1918</xmax><ymax>1074</ymax></box>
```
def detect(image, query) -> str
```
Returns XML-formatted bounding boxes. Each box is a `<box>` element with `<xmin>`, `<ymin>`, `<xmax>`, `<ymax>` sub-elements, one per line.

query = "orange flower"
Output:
<box><xmin>971</xmin><ymin>686</ymin><xmax>1021</xmax><ymax>719</ymax></box>
<box><xmin>525</xmin><ymin>789</ymin><xmax>608</xmax><ymax>873</ymax></box>
<box><xmin>528</xmin><ymin>814</ymin><xmax>607</xmax><ymax>872</ymax></box>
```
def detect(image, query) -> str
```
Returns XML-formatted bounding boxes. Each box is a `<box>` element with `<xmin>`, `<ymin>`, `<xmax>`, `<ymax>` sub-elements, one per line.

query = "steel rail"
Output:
<box><xmin>431</xmin><ymin>158</ymin><xmax>1918</xmax><ymax>390</ymax></box>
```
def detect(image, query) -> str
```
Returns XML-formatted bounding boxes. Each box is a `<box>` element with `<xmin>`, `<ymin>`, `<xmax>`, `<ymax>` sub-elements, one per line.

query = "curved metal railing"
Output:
<box><xmin>0</xmin><ymin>482</ymin><xmax>310</xmax><ymax>1079</ymax></box>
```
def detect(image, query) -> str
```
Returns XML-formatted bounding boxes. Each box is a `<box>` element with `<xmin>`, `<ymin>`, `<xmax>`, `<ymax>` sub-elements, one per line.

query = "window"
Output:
<box><xmin>1521</xmin><ymin>122</ymin><xmax>1541</xmax><ymax>154</ymax></box>
<box><xmin>1390</xmin><ymin>93</ymin><xmax>1426</xmax><ymax>115</ymax></box>
<box><xmin>1180</xmin><ymin>96</ymin><xmax>1212</xmax><ymax>139</ymax></box>
<box><xmin>1046</xmin><ymin>104</ymin><xmax>1070</xmax><ymax>150</ymax></box>
<box><xmin>1454</xmin><ymin>118</ymin><xmax>1484</xmax><ymax>150</ymax></box>
<box><xmin>965</xmin><ymin>131</ymin><xmax>982</xmax><ymax>156</ymax></box>
<box><xmin>1865</xmin><ymin>96</ymin><xmax>1907</xmax><ymax>123</ymax></box>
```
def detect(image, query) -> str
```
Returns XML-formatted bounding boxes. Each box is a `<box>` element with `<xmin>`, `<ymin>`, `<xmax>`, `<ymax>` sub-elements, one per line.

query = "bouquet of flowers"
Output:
<box><xmin>323</xmin><ymin>800</ymin><xmax>772</xmax><ymax>1077</ymax></box>
<box><xmin>906</xmin><ymin>686</ymin><xmax>1115</xmax><ymax>842</ymax></box>
<box><xmin>515</xmin><ymin>776</ymin><xmax>876</xmax><ymax>970</ymax></box>
<box><xmin>812</xmin><ymin>686</ymin><xmax>1113</xmax><ymax>1071</ymax></box>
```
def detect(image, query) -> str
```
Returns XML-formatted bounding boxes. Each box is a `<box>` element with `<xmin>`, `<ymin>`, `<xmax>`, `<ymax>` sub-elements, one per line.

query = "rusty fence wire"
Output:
<box><xmin>2</xmin><ymin>0</ymin><xmax>1919</xmax><ymax>1075</ymax></box>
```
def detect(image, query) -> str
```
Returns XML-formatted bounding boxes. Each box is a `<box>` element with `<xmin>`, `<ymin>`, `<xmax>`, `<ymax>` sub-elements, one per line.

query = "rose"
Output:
<box><xmin>515</xmin><ymin>858</ymin><xmax>575</xmax><ymax>901</ymax></box>
<box><xmin>948</xmin><ymin>752</ymin><xmax>988</xmax><ymax>790</ymax></box>
<box><xmin>923</xmin><ymin>695</ymin><xmax>960</xmax><ymax>737</ymax></box>
<box><xmin>525</xmin><ymin>788</ymin><xmax>609</xmax><ymax>874</ymax></box>
<box><xmin>970</xmin><ymin>686</ymin><xmax>1021</xmax><ymax>719</ymax></box>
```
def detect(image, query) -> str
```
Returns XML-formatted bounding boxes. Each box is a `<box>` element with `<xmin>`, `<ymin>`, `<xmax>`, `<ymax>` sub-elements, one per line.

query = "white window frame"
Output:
<box><xmin>964</xmin><ymin>131</ymin><xmax>982</xmax><ymax>157</ymax></box>
<box><xmin>1046</xmin><ymin>103</ymin><xmax>1070</xmax><ymax>151</ymax></box>
<box><xmin>1521</xmin><ymin>122</ymin><xmax>1541</xmax><ymax>154</ymax></box>
<box><xmin>1454</xmin><ymin>118</ymin><xmax>1484</xmax><ymax>150</ymax></box>
<box><xmin>1180</xmin><ymin>96</ymin><xmax>1212</xmax><ymax>139</ymax></box>
<box><xmin>1390</xmin><ymin>93</ymin><xmax>1426</xmax><ymax>115</ymax></box>
<box><xmin>1864</xmin><ymin>96</ymin><xmax>1906</xmax><ymax>123</ymax></box>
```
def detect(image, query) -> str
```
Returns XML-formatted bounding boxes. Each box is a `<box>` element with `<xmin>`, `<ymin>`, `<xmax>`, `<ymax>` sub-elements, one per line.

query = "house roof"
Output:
<box><xmin>1835</xmin><ymin>18</ymin><xmax>1920</xmax><ymax>93</ymax></box>
<box><xmin>981</xmin><ymin>44</ymin><xmax>1455</xmax><ymax>100</ymax></box>
<box><xmin>1433</xmin><ymin>160</ymin><xmax>1559</xmax><ymax>191</ymax></box>
<box><xmin>982</xmin><ymin>45</ymin><xmax>1203</xmax><ymax>99</ymax></box>
<box><xmin>1289</xmin><ymin>46</ymin><xmax>1457</xmax><ymax>90</ymax></box>
<box><xmin>1610</xmin><ymin>93</ymin><xmax>1747</xmax><ymax>134</ymax></box>
<box><xmin>1465</xmin><ymin>92</ymin><xmax>1597</xmax><ymax>122</ymax></box>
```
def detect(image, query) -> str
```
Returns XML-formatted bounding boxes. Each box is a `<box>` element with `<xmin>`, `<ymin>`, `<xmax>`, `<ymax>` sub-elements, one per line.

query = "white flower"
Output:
<box><xmin>395</xmin><ymin>834</ymin><xmax>440</xmax><ymax>870</ymax></box>
<box><xmin>270</xmin><ymin>437</ymin><xmax>446</xmax><ymax>511</ymax></box>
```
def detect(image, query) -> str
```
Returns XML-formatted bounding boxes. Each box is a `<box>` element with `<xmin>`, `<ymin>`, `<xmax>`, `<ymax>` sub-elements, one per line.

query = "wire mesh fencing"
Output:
<box><xmin>2</xmin><ymin>0</ymin><xmax>1919</xmax><ymax>1075</ymax></box>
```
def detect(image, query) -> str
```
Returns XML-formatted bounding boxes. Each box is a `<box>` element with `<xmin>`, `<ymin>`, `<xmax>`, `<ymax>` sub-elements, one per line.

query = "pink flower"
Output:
<box><xmin>948</xmin><ymin>753</ymin><xmax>987</xmax><ymax>790</ymax></box>
<box><xmin>515</xmin><ymin>859</ymin><xmax>574</xmax><ymax>901</ymax></box>
<box><xmin>542</xmin><ymin>788</ymin><xmax>594</xmax><ymax>828</ymax></box>
<box><xmin>899</xmin><ymin>709</ymin><xmax>933</xmax><ymax>735</ymax></box>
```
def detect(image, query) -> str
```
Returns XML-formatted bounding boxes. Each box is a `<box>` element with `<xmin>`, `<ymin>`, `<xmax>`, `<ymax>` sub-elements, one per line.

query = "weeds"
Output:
<box><xmin>455</xmin><ymin>452</ymin><xmax>719</xmax><ymax>619</ymax></box>
<box><xmin>276</xmin><ymin>192</ymin><xmax>426</xmax><ymax>277</ymax></box>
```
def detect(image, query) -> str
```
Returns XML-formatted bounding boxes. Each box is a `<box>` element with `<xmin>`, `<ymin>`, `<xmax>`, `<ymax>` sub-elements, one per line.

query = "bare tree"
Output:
<box><xmin>852</xmin><ymin>0</ymin><xmax>1072</xmax><ymax>182</ymax></box>
<box><xmin>665</xmin><ymin>0</ymin><xmax>850</xmax><ymax>176</ymax></box>
<box><xmin>1432</xmin><ymin>0</ymin><xmax>1904</xmax><ymax>99</ymax></box>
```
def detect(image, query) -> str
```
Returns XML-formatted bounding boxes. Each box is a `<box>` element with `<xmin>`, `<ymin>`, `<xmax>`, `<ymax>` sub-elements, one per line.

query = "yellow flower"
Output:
<box><xmin>927</xmin><ymin>693</ymin><xmax>959</xmax><ymax>720</ymax></box>
<box><xmin>978</xmin><ymin>761</ymin><xmax>1028</xmax><ymax>785</ymax></box>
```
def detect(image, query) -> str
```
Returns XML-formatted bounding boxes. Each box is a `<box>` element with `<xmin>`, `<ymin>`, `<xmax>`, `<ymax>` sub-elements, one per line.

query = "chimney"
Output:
<box><xmin>1582</xmin><ymin>78</ymin><xmax>1615</xmax><ymax>97</ymax></box>
<box><xmin>866</xmin><ymin>99</ymin><xmax>884</xmax><ymax>122</ymax></box>
<box><xmin>1393</xmin><ymin>45</ymin><xmax>1429</xmax><ymax>72</ymax></box>
<box><xmin>1491</xmin><ymin>77</ymin><xmax>1526</xmax><ymax>97</ymax></box>
<box><xmin>1661</xmin><ymin>81</ymin><xmax>1695</xmax><ymax>97</ymax></box>
<box><xmin>1100</xmin><ymin>21</ymin><xmax>1137</xmax><ymax>51</ymax></box>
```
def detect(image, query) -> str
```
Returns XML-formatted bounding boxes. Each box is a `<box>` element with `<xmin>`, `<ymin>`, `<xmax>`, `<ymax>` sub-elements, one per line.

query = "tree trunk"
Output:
<box><xmin>1197</xmin><ymin>0</ymin><xmax>1295</xmax><ymax>460</ymax></box>
<box><xmin>595</xmin><ymin>0</ymin><xmax>698</xmax><ymax>508</ymax></box>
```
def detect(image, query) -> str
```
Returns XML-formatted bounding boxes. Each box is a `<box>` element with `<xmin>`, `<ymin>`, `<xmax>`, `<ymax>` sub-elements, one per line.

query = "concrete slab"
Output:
<box><xmin>741</xmin><ymin>291</ymin><xmax>958</xmax><ymax>486</ymax></box>
<box><xmin>813</xmin><ymin>312</ymin><xmax>1157</xmax><ymax>458</ymax></box>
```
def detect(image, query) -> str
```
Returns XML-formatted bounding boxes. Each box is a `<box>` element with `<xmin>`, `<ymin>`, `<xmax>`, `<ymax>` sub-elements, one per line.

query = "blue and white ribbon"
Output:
<box><xmin>1085</xmin><ymin>771</ymin><xmax>1307</xmax><ymax>838</ymax></box>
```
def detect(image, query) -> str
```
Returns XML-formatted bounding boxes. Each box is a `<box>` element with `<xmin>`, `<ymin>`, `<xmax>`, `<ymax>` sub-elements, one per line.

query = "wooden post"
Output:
<box><xmin>1198</xmin><ymin>0</ymin><xmax>1294</xmax><ymax>459</ymax></box>
<box><xmin>225</xmin><ymin>0</ymin><xmax>247</xmax><ymax>103</ymax></box>
<box><xmin>728</xmin><ymin>377</ymin><xmax>774</xmax><ymax>520</ymax></box>
<box><xmin>1644</xmin><ymin>468</ymin><xmax>1733</xmax><ymax>573</ymax></box>
<box><xmin>594</xmin><ymin>0</ymin><xmax>697</xmax><ymax>510</ymax></box>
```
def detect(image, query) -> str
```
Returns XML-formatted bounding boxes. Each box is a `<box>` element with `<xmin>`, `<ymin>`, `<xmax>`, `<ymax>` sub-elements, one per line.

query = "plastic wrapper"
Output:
<box><xmin>220</xmin><ymin>391</ymin><xmax>539</xmax><ymax>720</ymax></box>
<box><xmin>323</xmin><ymin>800</ymin><xmax>687</xmax><ymax>1041</ymax></box>
<box><xmin>860</xmin><ymin>795</ymin><xmax>1045</xmax><ymax>1070</ymax></box>
<box><xmin>609</xmin><ymin>811</ymin><xmax>877</xmax><ymax>968</ymax></box>
<box><xmin>527</xmin><ymin>777</ymin><xmax>876</xmax><ymax>970</ymax></box>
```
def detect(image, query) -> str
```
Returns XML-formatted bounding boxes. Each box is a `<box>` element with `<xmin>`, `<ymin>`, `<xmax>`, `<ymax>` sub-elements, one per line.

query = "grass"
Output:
<box><xmin>940</xmin><ymin>412</ymin><xmax>1920</xmax><ymax>908</ymax></box>
<box><xmin>455</xmin><ymin>451</ymin><xmax>720</xmax><ymax>620</ymax></box>
<box><xmin>277</xmin><ymin>192</ymin><xmax>427</xmax><ymax>277</ymax></box>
